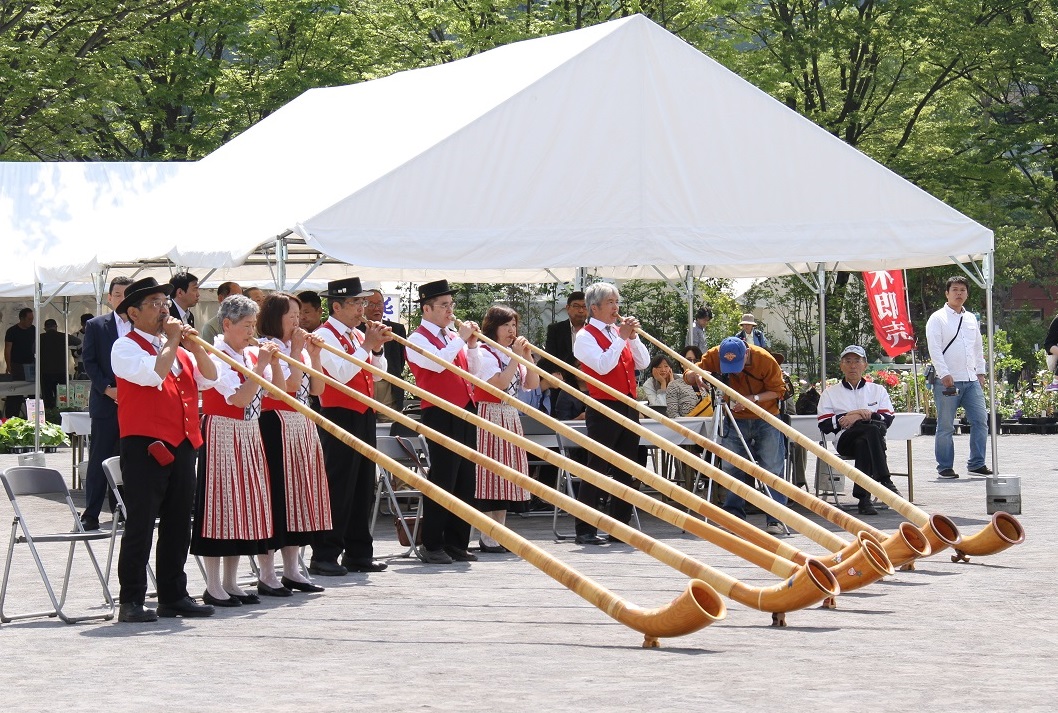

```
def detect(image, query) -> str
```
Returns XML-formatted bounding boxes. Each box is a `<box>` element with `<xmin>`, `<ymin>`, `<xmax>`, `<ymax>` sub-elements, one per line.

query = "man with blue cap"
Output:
<box><xmin>696</xmin><ymin>336</ymin><xmax>788</xmax><ymax>535</ymax></box>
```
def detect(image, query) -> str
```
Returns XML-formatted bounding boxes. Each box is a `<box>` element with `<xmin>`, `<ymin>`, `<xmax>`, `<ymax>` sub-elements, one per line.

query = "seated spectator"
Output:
<box><xmin>642</xmin><ymin>355</ymin><xmax>675</xmax><ymax>409</ymax></box>
<box><xmin>817</xmin><ymin>345</ymin><xmax>898</xmax><ymax>515</ymax></box>
<box><xmin>553</xmin><ymin>369</ymin><xmax>587</xmax><ymax>421</ymax></box>
<box><xmin>666</xmin><ymin>376</ymin><xmax>700</xmax><ymax>418</ymax></box>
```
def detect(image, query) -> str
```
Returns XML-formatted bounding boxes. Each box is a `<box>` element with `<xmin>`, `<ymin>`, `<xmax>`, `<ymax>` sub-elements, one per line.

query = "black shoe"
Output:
<box><xmin>880</xmin><ymin>480</ymin><xmax>900</xmax><ymax>495</ymax></box>
<box><xmin>602</xmin><ymin>534</ymin><xmax>626</xmax><ymax>545</ymax></box>
<box><xmin>233</xmin><ymin>591</ymin><xmax>261</xmax><ymax>604</ymax></box>
<box><xmin>857</xmin><ymin>497</ymin><xmax>878</xmax><ymax>516</ymax></box>
<box><xmin>158</xmin><ymin>596</ymin><xmax>215</xmax><ymax>618</ymax></box>
<box><xmin>80</xmin><ymin>513</ymin><xmax>100</xmax><ymax>531</ymax></box>
<box><xmin>418</xmin><ymin>547</ymin><xmax>454</xmax><ymax>565</ymax></box>
<box><xmin>281</xmin><ymin>577</ymin><xmax>325</xmax><ymax>593</ymax></box>
<box><xmin>117</xmin><ymin>602</ymin><xmax>158</xmax><ymax>623</ymax></box>
<box><xmin>307</xmin><ymin>560</ymin><xmax>348</xmax><ymax>577</ymax></box>
<box><xmin>968</xmin><ymin>465</ymin><xmax>994</xmax><ymax>476</ymax></box>
<box><xmin>202</xmin><ymin>591</ymin><xmax>241</xmax><ymax>607</ymax></box>
<box><xmin>478</xmin><ymin>539</ymin><xmax>507</xmax><ymax>554</ymax></box>
<box><xmin>574</xmin><ymin>534</ymin><xmax>606</xmax><ymax>545</ymax></box>
<box><xmin>938</xmin><ymin>468</ymin><xmax>959</xmax><ymax>479</ymax></box>
<box><xmin>257</xmin><ymin>582</ymin><xmax>292</xmax><ymax>597</ymax></box>
<box><xmin>443</xmin><ymin>546</ymin><xmax>478</xmax><ymax>562</ymax></box>
<box><xmin>341</xmin><ymin>559</ymin><xmax>389</xmax><ymax>572</ymax></box>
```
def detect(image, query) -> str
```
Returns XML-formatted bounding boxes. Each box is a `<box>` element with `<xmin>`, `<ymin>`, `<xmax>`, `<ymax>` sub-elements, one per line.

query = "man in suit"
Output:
<box><xmin>540</xmin><ymin>291</ymin><xmax>587</xmax><ymax>387</ymax></box>
<box><xmin>168</xmin><ymin>272</ymin><xmax>199</xmax><ymax>327</ymax></box>
<box><xmin>362</xmin><ymin>287</ymin><xmax>408</xmax><ymax>416</ymax></box>
<box><xmin>79</xmin><ymin>276</ymin><xmax>135</xmax><ymax>531</ymax></box>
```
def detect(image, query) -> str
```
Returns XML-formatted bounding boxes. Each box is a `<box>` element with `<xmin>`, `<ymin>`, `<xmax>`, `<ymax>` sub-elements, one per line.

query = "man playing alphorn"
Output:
<box><xmin>405</xmin><ymin>280</ymin><xmax>481</xmax><ymax>565</ymax></box>
<box><xmin>111</xmin><ymin>277</ymin><xmax>218</xmax><ymax>622</ymax></box>
<box><xmin>309</xmin><ymin>277</ymin><xmax>391</xmax><ymax>576</ymax></box>
<box><xmin>570</xmin><ymin>282</ymin><xmax>650</xmax><ymax>545</ymax></box>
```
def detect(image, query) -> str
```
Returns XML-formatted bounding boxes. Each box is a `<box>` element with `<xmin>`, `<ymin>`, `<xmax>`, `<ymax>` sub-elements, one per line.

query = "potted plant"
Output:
<box><xmin>0</xmin><ymin>417</ymin><xmax>69</xmax><ymax>453</ymax></box>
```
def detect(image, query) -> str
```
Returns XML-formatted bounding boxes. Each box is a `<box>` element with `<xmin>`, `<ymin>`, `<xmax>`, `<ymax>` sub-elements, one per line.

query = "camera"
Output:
<box><xmin>942</xmin><ymin>386</ymin><xmax>958</xmax><ymax>396</ymax></box>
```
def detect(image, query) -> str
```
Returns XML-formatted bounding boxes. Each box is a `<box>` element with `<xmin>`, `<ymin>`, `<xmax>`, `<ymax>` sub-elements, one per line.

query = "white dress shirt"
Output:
<box><xmin>209</xmin><ymin>341</ymin><xmax>269</xmax><ymax>401</ymax></box>
<box><xmin>111</xmin><ymin>328</ymin><xmax>217</xmax><ymax>389</ymax></box>
<box><xmin>925</xmin><ymin>304</ymin><xmax>985</xmax><ymax>381</ymax></box>
<box><xmin>406</xmin><ymin>321</ymin><xmax>481</xmax><ymax>374</ymax></box>
<box><xmin>314</xmin><ymin>315</ymin><xmax>386</xmax><ymax>384</ymax></box>
<box><xmin>572</xmin><ymin>317</ymin><xmax>650</xmax><ymax>374</ymax></box>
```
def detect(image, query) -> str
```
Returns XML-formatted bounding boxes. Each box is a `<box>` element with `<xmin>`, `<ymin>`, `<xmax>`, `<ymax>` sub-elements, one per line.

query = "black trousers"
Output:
<box><xmin>836</xmin><ymin>422</ymin><xmax>891</xmax><ymax>500</ymax></box>
<box><xmin>575</xmin><ymin>401</ymin><xmax>643</xmax><ymax>537</ymax></box>
<box><xmin>314</xmin><ymin>406</ymin><xmax>377</xmax><ymax>564</ymax></box>
<box><xmin>420</xmin><ymin>404</ymin><xmax>477</xmax><ymax>552</ymax></box>
<box><xmin>83</xmin><ymin>412</ymin><xmax>119</xmax><ymax>520</ymax></box>
<box><xmin>117</xmin><ymin>436</ymin><xmax>196</xmax><ymax>605</ymax></box>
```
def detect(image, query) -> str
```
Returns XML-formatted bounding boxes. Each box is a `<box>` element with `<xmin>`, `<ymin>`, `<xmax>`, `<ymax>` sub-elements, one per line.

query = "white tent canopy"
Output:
<box><xmin>77</xmin><ymin>14</ymin><xmax>990</xmax><ymax>281</ymax></box>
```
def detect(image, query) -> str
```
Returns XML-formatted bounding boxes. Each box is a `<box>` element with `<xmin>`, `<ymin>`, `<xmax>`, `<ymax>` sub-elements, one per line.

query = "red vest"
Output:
<box><xmin>408</xmin><ymin>324</ymin><xmax>474</xmax><ymax>409</ymax></box>
<box><xmin>201</xmin><ymin>347</ymin><xmax>250</xmax><ymax>419</ymax></box>
<box><xmin>580</xmin><ymin>323</ymin><xmax>637</xmax><ymax>401</ymax></box>
<box><xmin>473</xmin><ymin>345</ymin><xmax>513</xmax><ymax>404</ymax></box>
<box><xmin>116</xmin><ymin>331</ymin><xmax>203</xmax><ymax>449</ymax></box>
<box><xmin>318</xmin><ymin>321</ymin><xmax>373</xmax><ymax>414</ymax></box>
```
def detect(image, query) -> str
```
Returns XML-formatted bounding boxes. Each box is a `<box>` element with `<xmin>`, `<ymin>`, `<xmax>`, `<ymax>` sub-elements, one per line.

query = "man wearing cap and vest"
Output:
<box><xmin>697</xmin><ymin>337</ymin><xmax>788</xmax><ymax>536</ymax></box>
<box><xmin>110</xmin><ymin>277</ymin><xmax>218</xmax><ymax>622</ymax></box>
<box><xmin>406</xmin><ymin>280</ymin><xmax>481</xmax><ymax>565</ymax></box>
<box><xmin>309</xmin><ymin>277</ymin><xmax>392</xmax><ymax>576</ymax></box>
<box><xmin>817</xmin><ymin>345</ymin><xmax>897</xmax><ymax>515</ymax></box>
<box><xmin>570</xmin><ymin>282</ymin><xmax>650</xmax><ymax>546</ymax></box>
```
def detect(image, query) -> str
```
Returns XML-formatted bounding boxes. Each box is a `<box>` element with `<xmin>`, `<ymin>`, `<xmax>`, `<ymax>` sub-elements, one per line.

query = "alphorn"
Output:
<box><xmin>644</xmin><ymin>330</ymin><xmax>1026</xmax><ymax>563</ymax></box>
<box><xmin>446</xmin><ymin>321</ymin><xmax>917</xmax><ymax>580</ymax></box>
<box><xmin>193</xmin><ymin>336</ymin><xmax>724</xmax><ymax>647</ymax></box>
<box><xmin>289</xmin><ymin>336</ymin><xmax>842</xmax><ymax>626</ymax></box>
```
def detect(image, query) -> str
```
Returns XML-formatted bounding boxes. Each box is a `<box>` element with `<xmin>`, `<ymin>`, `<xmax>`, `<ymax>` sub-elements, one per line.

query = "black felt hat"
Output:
<box><xmin>319</xmin><ymin>277</ymin><xmax>372</xmax><ymax>299</ymax></box>
<box><xmin>416</xmin><ymin>279</ymin><xmax>456</xmax><ymax>304</ymax></box>
<box><xmin>116</xmin><ymin>277</ymin><xmax>172</xmax><ymax>315</ymax></box>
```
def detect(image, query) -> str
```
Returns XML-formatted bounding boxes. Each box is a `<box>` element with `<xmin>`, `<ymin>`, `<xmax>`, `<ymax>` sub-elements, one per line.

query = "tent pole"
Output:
<box><xmin>685</xmin><ymin>266</ymin><xmax>694</xmax><ymax>346</ymax></box>
<box><xmin>904</xmin><ymin>269</ymin><xmax>921</xmax><ymax>412</ymax></box>
<box><xmin>983</xmin><ymin>252</ymin><xmax>999</xmax><ymax>475</ymax></box>
<box><xmin>33</xmin><ymin>280</ymin><xmax>42</xmax><ymax>452</ymax></box>
<box><xmin>276</xmin><ymin>234</ymin><xmax>288</xmax><ymax>290</ymax></box>
<box><xmin>816</xmin><ymin>264</ymin><xmax>826</xmax><ymax>385</ymax></box>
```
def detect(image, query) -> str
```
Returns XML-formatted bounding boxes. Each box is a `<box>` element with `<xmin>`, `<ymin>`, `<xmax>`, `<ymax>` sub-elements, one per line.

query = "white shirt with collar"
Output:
<box><xmin>111</xmin><ymin>328</ymin><xmax>217</xmax><ymax>389</ymax></box>
<box><xmin>314</xmin><ymin>315</ymin><xmax>386</xmax><ymax>384</ymax></box>
<box><xmin>406</xmin><ymin>321</ymin><xmax>481</xmax><ymax>374</ymax></box>
<box><xmin>925</xmin><ymin>303</ymin><xmax>985</xmax><ymax>381</ymax></box>
<box><xmin>573</xmin><ymin>317</ymin><xmax>650</xmax><ymax>375</ymax></box>
<box><xmin>114</xmin><ymin>313</ymin><xmax>132</xmax><ymax>339</ymax></box>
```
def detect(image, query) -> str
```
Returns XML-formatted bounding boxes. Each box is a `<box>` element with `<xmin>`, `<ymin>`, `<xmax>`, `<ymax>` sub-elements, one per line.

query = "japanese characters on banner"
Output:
<box><xmin>863</xmin><ymin>270</ymin><xmax>916</xmax><ymax>357</ymax></box>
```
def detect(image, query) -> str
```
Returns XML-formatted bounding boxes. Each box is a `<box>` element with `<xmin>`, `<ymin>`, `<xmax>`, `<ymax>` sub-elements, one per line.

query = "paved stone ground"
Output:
<box><xmin>0</xmin><ymin>433</ymin><xmax>1053</xmax><ymax>712</ymax></box>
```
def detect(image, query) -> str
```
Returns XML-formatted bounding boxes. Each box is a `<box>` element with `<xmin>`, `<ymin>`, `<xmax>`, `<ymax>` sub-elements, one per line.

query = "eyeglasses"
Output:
<box><xmin>430</xmin><ymin>300</ymin><xmax>456</xmax><ymax>310</ymax></box>
<box><xmin>139</xmin><ymin>298</ymin><xmax>171</xmax><ymax>310</ymax></box>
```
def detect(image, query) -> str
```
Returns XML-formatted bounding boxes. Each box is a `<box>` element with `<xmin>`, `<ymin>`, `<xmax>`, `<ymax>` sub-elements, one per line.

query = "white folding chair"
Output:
<box><xmin>370</xmin><ymin>429</ymin><xmax>427</xmax><ymax>557</ymax></box>
<box><xmin>101</xmin><ymin>456</ymin><xmax>158</xmax><ymax>596</ymax></box>
<box><xmin>1</xmin><ymin>466</ymin><xmax>115</xmax><ymax>624</ymax></box>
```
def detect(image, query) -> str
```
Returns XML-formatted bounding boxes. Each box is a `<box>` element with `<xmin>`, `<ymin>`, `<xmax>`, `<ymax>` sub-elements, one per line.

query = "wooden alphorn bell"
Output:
<box><xmin>194</xmin><ymin>335</ymin><xmax>724</xmax><ymax>647</ymax></box>
<box><xmin>311</xmin><ymin>331</ymin><xmax>842</xmax><ymax>625</ymax></box>
<box><xmin>496</xmin><ymin>321</ymin><xmax>928</xmax><ymax>574</ymax></box>
<box><xmin>643</xmin><ymin>330</ymin><xmax>1026</xmax><ymax>564</ymax></box>
<box><xmin>446</xmin><ymin>321</ymin><xmax>900</xmax><ymax>607</ymax></box>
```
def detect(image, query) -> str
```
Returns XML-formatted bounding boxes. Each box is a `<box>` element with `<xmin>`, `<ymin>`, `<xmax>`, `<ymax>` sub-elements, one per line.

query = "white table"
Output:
<box><xmin>519</xmin><ymin>416</ymin><xmax>710</xmax><ymax>449</ymax></box>
<box><xmin>59</xmin><ymin>411</ymin><xmax>92</xmax><ymax>489</ymax></box>
<box><xmin>0</xmin><ymin>380</ymin><xmax>36</xmax><ymax>398</ymax></box>
<box><xmin>789</xmin><ymin>412</ymin><xmax>926</xmax><ymax>500</ymax></box>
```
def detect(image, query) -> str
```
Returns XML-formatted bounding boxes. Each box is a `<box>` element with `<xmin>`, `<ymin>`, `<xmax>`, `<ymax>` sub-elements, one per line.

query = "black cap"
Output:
<box><xmin>319</xmin><ymin>277</ymin><xmax>371</xmax><ymax>299</ymax></box>
<box><xmin>116</xmin><ymin>277</ymin><xmax>172</xmax><ymax>315</ymax></box>
<box><xmin>416</xmin><ymin>279</ymin><xmax>456</xmax><ymax>304</ymax></box>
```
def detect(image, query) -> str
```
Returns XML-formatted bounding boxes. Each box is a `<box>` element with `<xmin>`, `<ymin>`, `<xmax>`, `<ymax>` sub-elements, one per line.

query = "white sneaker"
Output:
<box><xmin>765</xmin><ymin>522</ymin><xmax>785</xmax><ymax>536</ymax></box>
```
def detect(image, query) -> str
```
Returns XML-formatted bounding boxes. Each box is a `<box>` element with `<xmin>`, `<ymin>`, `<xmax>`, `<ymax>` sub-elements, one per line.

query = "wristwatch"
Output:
<box><xmin>752</xmin><ymin>394</ymin><xmax>760</xmax><ymax>403</ymax></box>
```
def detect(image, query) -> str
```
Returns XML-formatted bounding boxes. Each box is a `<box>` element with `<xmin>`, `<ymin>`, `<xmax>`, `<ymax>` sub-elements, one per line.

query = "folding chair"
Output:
<box><xmin>814</xmin><ymin>431</ymin><xmax>847</xmax><ymax>508</ymax></box>
<box><xmin>101</xmin><ymin>456</ymin><xmax>158</xmax><ymax>596</ymax></box>
<box><xmin>370</xmin><ymin>426</ymin><xmax>428</xmax><ymax>557</ymax></box>
<box><xmin>1</xmin><ymin>466</ymin><xmax>115</xmax><ymax>624</ymax></box>
<box><xmin>552</xmin><ymin>432</ymin><xmax>640</xmax><ymax>539</ymax></box>
<box><xmin>516</xmin><ymin>414</ymin><xmax>559</xmax><ymax>518</ymax></box>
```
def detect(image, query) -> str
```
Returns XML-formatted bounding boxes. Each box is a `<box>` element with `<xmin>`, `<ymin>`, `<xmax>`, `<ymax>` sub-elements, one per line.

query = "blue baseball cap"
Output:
<box><xmin>718</xmin><ymin>337</ymin><xmax>747</xmax><ymax>374</ymax></box>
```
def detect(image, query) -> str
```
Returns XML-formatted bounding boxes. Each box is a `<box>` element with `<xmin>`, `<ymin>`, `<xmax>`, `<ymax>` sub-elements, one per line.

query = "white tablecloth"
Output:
<box><xmin>60</xmin><ymin>411</ymin><xmax>92</xmax><ymax>436</ymax></box>
<box><xmin>788</xmin><ymin>412</ymin><xmax>925</xmax><ymax>441</ymax></box>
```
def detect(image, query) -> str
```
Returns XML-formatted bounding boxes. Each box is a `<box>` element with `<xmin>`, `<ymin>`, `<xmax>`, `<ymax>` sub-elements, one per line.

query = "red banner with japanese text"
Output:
<box><xmin>863</xmin><ymin>270</ymin><xmax>916</xmax><ymax>357</ymax></box>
